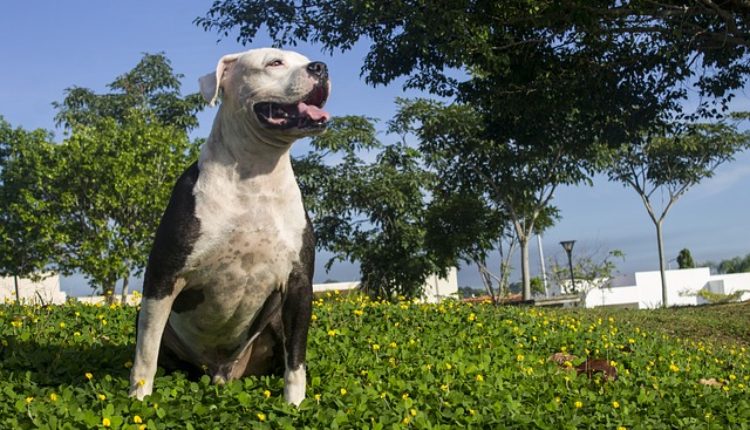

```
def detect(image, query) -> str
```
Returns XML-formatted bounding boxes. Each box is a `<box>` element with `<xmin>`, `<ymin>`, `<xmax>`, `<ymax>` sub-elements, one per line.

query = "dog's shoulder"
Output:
<box><xmin>142</xmin><ymin>162</ymin><xmax>201</xmax><ymax>300</ymax></box>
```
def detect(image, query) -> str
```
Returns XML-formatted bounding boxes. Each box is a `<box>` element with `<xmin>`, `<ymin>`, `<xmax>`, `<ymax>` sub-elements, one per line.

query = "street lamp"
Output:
<box><xmin>559</xmin><ymin>240</ymin><xmax>576</xmax><ymax>293</ymax></box>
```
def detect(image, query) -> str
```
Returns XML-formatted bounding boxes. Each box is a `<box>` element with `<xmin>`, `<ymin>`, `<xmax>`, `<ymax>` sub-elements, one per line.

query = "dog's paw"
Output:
<box><xmin>129</xmin><ymin>379</ymin><xmax>153</xmax><ymax>400</ymax></box>
<box><xmin>284</xmin><ymin>366</ymin><xmax>306</xmax><ymax>407</ymax></box>
<box><xmin>284</xmin><ymin>388</ymin><xmax>305</xmax><ymax>407</ymax></box>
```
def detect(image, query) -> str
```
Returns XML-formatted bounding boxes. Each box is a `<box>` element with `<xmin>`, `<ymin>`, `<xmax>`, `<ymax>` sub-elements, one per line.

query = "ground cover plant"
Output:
<box><xmin>1</xmin><ymin>294</ymin><xmax>748</xmax><ymax>429</ymax></box>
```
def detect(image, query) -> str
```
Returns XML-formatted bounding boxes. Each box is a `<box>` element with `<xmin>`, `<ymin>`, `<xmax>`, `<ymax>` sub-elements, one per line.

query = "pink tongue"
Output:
<box><xmin>297</xmin><ymin>102</ymin><xmax>331</xmax><ymax>122</ymax></box>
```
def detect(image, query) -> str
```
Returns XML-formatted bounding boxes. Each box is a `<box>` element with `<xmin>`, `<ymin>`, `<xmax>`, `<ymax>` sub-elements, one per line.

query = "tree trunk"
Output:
<box><xmin>105</xmin><ymin>283</ymin><xmax>117</xmax><ymax>305</ymax></box>
<box><xmin>120</xmin><ymin>275</ymin><xmax>130</xmax><ymax>305</ymax></box>
<box><xmin>520</xmin><ymin>238</ymin><xmax>531</xmax><ymax>300</ymax></box>
<box><xmin>655</xmin><ymin>220</ymin><xmax>668</xmax><ymax>308</ymax></box>
<box><xmin>13</xmin><ymin>274</ymin><xmax>20</xmax><ymax>305</ymax></box>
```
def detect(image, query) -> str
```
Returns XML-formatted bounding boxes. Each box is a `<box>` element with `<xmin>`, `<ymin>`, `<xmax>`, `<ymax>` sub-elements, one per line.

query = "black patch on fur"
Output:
<box><xmin>282</xmin><ymin>216</ymin><xmax>315</xmax><ymax>370</ymax></box>
<box><xmin>142</xmin><ymin>162</ymin><xmax>201</xmax><ymax>299</ymax></box>
<box><xmin>172</xmin><ymin>288</ymin><xmax>205</xmax><ymax>314</ymax></box>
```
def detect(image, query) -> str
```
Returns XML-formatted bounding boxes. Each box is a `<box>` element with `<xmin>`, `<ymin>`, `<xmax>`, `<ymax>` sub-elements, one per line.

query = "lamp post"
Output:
<box><xmin>560</xmin><ymin>240</ymin><xmax>576</xmax><ymax>293</ymax></box>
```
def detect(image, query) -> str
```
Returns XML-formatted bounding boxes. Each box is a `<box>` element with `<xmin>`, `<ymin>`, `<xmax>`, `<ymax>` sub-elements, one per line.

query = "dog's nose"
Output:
<box><xmin>307</xmin><ymin>61</ymin><xmax>328</xmax><ymax>79</ymax></box>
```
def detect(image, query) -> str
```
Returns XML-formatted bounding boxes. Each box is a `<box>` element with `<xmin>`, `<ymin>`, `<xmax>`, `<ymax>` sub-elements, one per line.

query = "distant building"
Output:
<box><xmin>312</xmin><ymin>267</ymin><xmax>459</xmax><ymax>303</ymax></box>
<box><xmin>550</xmin><ymin>267</ymin><xmax>750</xmax><ymax>309</ymax></box>
<box><xmin>0</xmin><ymin>274</ymin><xmax>67</xmax><ymax>305</ymax></box>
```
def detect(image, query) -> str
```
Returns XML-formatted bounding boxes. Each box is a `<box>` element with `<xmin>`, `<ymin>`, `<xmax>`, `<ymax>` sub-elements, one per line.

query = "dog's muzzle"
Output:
<box><xmin>254</xmin><ymin>62</ymin><xmax>331</xmax><ymax>130</ymax></box>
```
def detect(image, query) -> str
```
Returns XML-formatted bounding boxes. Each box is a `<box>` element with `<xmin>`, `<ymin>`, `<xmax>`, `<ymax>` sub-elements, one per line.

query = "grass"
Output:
<box><xmin>0</xmin><ymin>295</ymin><xmax>748</xmax><ymax>429</ymax></box>
<box><xmin>560</xmin><ymin>301</ymin><xmax>750</xmax><ymax>347</ymax></box>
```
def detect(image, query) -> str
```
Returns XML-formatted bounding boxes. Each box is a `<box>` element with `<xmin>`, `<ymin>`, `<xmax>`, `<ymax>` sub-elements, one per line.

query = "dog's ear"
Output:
<box><xmin>199</xmin><ymin>53</ymin><xmax>242</xmax><ymax>106</ymax></box>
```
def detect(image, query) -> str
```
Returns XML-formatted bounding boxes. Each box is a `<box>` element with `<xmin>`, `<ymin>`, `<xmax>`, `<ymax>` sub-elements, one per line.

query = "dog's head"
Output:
<box><xmin>199</xmin><ymin>48</ymin><xmax>331</xmax><ymax>141</ymax></box>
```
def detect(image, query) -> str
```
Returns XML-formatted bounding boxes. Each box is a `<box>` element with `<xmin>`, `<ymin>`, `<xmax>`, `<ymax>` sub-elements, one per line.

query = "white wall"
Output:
<box><xmin>421</xmin><ymin>267</ymin><xmax>459</xmax><ymax>303</ymax></box>
<box><xmin>582</xmin><ymin>267</ymin><xmax>750</xmax><ymax>309</ymax></box>
<box><xmin>311</xmin><ymin>267</ymin><xmax>459</xmax><ymax>303</ymax></box>
<box><xmin>0</xmin><ymin>274</ymin><xmax>66</xmax><ymax>305</ymax></box>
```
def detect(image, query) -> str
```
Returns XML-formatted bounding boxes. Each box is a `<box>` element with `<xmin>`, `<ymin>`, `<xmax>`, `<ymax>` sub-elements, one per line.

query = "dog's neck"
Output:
<box><xmin>199</xmin><ymin>104</ymin><xmax>297</xmax><ymax>179</ymax></box>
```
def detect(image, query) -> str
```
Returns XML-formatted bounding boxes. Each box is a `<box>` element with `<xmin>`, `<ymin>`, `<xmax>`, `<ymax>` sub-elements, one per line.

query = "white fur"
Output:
<box><xmin>129</xmin><ymin>290</ymin><xmax>183</xmax><ymax>399</ymax></box>
<box><xmin>284</xmin><ymin>365</ymin><xmax>307</xmax><ymax>407</ymax></box>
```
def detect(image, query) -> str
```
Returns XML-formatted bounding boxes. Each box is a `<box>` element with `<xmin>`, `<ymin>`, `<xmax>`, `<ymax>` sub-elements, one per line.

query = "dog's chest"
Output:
<box><xmin>170</xmin><ymin>164</ymin><xmax>306</xmax><ymax>345</ymax></box>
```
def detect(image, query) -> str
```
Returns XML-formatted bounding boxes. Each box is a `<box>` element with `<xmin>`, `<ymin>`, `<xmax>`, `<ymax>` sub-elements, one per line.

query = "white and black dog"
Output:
<box><xmin>129</xmin><ymin>48</ymin><xmax>330</xmax><ymax>406</ymax></box>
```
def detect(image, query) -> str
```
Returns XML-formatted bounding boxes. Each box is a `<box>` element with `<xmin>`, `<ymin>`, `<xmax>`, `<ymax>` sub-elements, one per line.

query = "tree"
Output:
<box><xmin>197</xmin><ymin>0</ymin><xmax>749</xmax><ymax>132</ymax></box>
<box><xmin>49</xmin><ymin>53</ymin><xmax>204</xmax><ymax>301</ymax></box>
<box><xmin>53</xmin><ymin>112</ymin><xmax>199</xmax><ymax>301</ymax></box>
<box><xmin>295</xmin><ymin>116</ymin><xmax>441</xmax><ymax>299</ymax></box>
<box><xmin>54</xmin><ymin>53</ymin><xmax>204</xmax><ymax>132</ymax></box>
<box><xmin>677</xmin><ymin>248</ymin><xmax>696</xmax><ymax>269</ymax></box>
<box><xmin>422</xmin><ymin>191</ymin><xmax>516</xmax><ymax>304</ymax></box>
<box><xmin>390</xmin><ymin>98</ymin><xmax>599</xmax><ymax>300</ymax></box>
<box><xmin>707</xmin><ymin>253</ymin><xmax>750</xmax><ymax>274</ymax></box>
<box><xmin>605</xmin><ymin>114</ymin><xmax>750</xmax><ymax>307</ymax></box>
<box><xmin>0</xmin><ymin>118</ymin><xmax>61</xmax><ymax>303</ymax></box>
<box><xmin>549</xmin><ymin>249</ymin><xmax>625</xmax><ymax>304</ymax></box>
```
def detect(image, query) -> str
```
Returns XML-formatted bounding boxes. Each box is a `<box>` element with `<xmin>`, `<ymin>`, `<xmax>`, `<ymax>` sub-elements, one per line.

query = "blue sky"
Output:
<box><xmin>1</xmin><ymin>2</ymin><xmax>749</xmax><ymax>296</ymax></box>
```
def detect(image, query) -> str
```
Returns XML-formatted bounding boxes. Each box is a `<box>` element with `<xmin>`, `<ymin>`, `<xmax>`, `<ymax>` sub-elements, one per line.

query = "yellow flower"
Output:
<box><xmin>669</xmin><ymin>363</ymin><xmax>680</xmax><ymax>373</ymax></box>
<box><xmin>469</xmin><ymin>409</ymin><xmax>477</xmax><ymax>416</ymax></box>
<box><xmin>574</xmin><ymin>401</ymin><xmax>583</xmax><ymax>409</ymax></box>
<box><xmin>311</xmin><ymin>314</ymin><xmax>318</xmax><ymax>321</ymax></box>
<box><xmin>133</xmin><ymin>415</ymin><xmax>143</xmax><ymax>424</ymax></box>
<box><xmin>139</xmin><ymin>425</ymin><xmax>146</xmax><ymax>430</ymax></box>
<box><xmin>516</xmin><ymin>354</ymin><xmax>525</xmax><ymax>362</ymax></box>
<box><xmin>467</xmin><ymin>313</ymin><xmax>476</xmax><ymax>322</ymax></box>
<box><xmin>59</xmin><ymin>322</ymin><xmax>66</xmax><ymax>329</ymax></box>
<box><xmin>402</xmin><ymin>393</ymin><xmax>409</xmax><ymax>400</ymax></box>
<box><xmin>102</xmin><ymin>418</ymin><xmax>111</xmax><ymax>427</ymax></box>
<box><xmin>97</xmin><ymin>393</ymin><xmax>106</xmax><ymax>401</ymax></box>
<box><xmin>410</xmin><ymin>409</ymin><xmax>417</xmax><ymax>416</ymax></box>
<box><xmin>327</xmin><ymin>329</ymin><xmax>336</xmax><ymax>337</ymax></box>
<box><xmin>49</xmin><ymin>393</ymin><xmax>58</xmax><ymax>402</ymax></box>
<box><xmin>612</xmin><ymin>401</ymin><xmax>620</xmax><ymax>409</ymax></box>
<box><xmin>402</xmin><ymin>417</ymin><xmax>411</xmax><ymax>424</ymax></box>
<box><xmin>314</xmin><ymin>393</ymin><xmax>321</xmax><ymax>401</ymax></box>
<box><xmin>11</xmin><ymin>320</ymin><xmax>22</xmax><ymax>328</ymax></box>
<box><xmin>353</xmin><ymin>309</ymin><xmax>364</xmax><ymax>316</ymax></box>
<box><xmin>340</xmin><ymin>388</ymin><xmax>347</xmax><ymax>396</ymax></box>
<box><xmin>257</xmin><ymin>413</ymin><xmax>266</xmax><ymax>422</ymax></box>
<box><xmin>389</xmin><ymin>342</ymin><xmax>398</xmax><ymax>349</ymax></box>
<box><xmin>25</xmin><ymin>397</ymin><xmax>34</xmax><ymax>404</ymax></box>
<box><xmin>445</xmin><ymin>363</ymin><xmax>452</xmax><ymax>370</ymax></box>
<box><xmin>617</xmin><ymin>427</ymin><xmax>627</xmax><ymax>430</ymax></box>
<box><xmin>263</xmin><ymin>390</ymin><xmax>271</xmax><ymax>398</ymax></box>
<box><xmin>371</xmin><ymin>344</ymin><xmax>380</xmax><ymax>351</ymax></box>
<box><xmin>475</xmin><ymin>374</ymin><xmax>484</xmax><ymax>382</ymax></box>
<box><xmin>137</xmin><ymin>379</ymin><xmax>145</xmax><ymax>387</ymax></box>
<box><xmin>440</xmin><ymin>384</ymin><xmax>449</xmax><ymax>392</ymax></box>
<box><xmin>85</xmin><ymin>372</ymin><xmax>93</xmax><ymax>381</ymax></box>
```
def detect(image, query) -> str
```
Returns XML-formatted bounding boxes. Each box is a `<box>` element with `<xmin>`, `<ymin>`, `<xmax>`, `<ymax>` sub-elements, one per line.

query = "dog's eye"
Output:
<box><xmin>267</xmin><ymin>60</ymin><xmax>284</xmax><ymax>67</ymax></box>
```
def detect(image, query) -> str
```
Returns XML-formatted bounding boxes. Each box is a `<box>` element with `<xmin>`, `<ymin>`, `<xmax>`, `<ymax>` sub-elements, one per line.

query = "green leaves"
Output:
<box><xmin>3</xmin><ymin>299</ymin><xmax>750</xmax><ymax>428</ymax></box>
<box><xmin>53</xmin><ymin>110</ymin><xmax>199</xmax><ymax>294</ymax></box>
<box><xmin>0</xmin><ymin>117</ymin><xmax>60</xmax><ymax>284</ymax></box>
<box><xmin>53</xmin><ymin>53</ymin><xmax>204</xmax><ymax>133</ymax></box>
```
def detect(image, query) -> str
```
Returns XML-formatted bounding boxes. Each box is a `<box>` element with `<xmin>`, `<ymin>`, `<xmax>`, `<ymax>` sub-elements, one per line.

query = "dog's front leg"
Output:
<box><xmin>282</xmin><ymin>267</ymin><xmax>313</xmax><ymax>406</ymax></box>
<box><xmin>129</xmin><ymin>294</ymin><xmax>178</xmax><ymax>400</ymax></box>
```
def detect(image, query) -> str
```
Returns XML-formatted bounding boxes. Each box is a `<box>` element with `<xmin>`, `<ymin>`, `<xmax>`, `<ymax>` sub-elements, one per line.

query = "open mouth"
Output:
<box><xmin>253</xmin><ymin>84</ymin><xmax>331</xmax><ymax>130</ymax></box>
